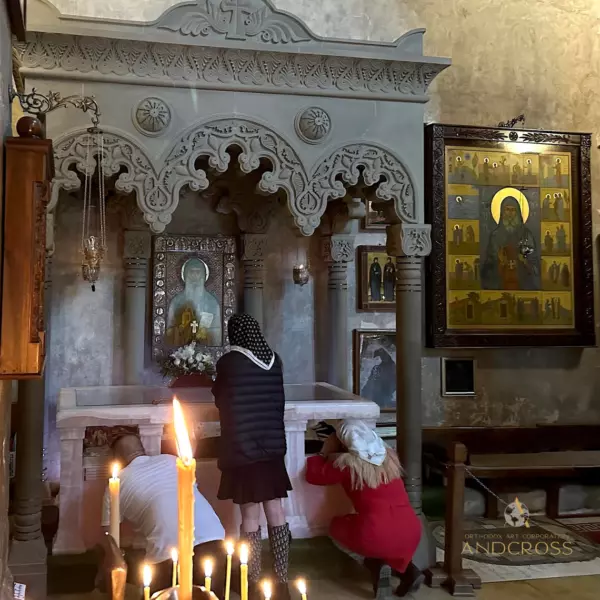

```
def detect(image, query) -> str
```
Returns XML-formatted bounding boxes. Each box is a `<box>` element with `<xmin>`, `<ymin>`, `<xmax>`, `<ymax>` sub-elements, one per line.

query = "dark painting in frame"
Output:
<box><xmin>353</xmin><ymin>329</ymin><xmax>396</xmax><ymax>412</ymax></box>
<box><xmin>361</xmin><ymin>200</ymin><xmax>387</xmax><ymax>231</ymax></box>
<box><xmin>357</xmin><ymin>246</ymin><xmax>396</xmax><ymax>312</ymax></box>
<box><xmin>425</xmin><ymin>123</ymin><xmax>595</xmax><ymax>348</ymax></box>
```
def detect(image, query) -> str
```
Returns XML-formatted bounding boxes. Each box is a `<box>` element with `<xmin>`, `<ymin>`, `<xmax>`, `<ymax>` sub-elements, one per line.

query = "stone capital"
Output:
<box><xmin>241</xmin><ymin>233</ymin><xmax>267</xmax><ymax>261</ymax></box>
<box><xmin>386</xmin><ymin>223</ymin><xmax>432</xmax><ymax>258</ymax></box>
<box><xmin>124</xmin><ymin>230</ymin><xmax>151</xmax><ymax>260</ymax></box>
<box><xmin>321</xmin><ymin>234</ymin><xmax>354</xmax><ymax>264</ymax></box>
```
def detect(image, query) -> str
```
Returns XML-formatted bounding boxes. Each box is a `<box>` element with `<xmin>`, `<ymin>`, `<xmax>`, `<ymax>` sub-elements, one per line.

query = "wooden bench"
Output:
<box><xmin>423</xmin><ymin>425</ymin><xmax>600</xmax><ymax>518</ymax></box>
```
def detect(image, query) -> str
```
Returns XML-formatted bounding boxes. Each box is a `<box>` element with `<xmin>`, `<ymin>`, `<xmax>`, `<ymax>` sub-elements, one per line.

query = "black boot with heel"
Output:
<box><xmin>268</xmin><ymin>523</ymin><xmax>292</xmax><ymax>600</ymax></box>
<box><xmin>240</xmin><ymin>527</ymin><xmax>263</xmax><ymax>600</ymax></box>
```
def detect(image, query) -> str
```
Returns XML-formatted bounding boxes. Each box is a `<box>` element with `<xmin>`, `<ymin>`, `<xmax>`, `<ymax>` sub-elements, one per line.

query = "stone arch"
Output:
<box><xmin>51</xmin><ymin>126</ymin><xmax>166</xmax><ymax>225</ymax></box>
<box><xmin>158</xmin><ymin>116</ymin><xmax>311</xmax><ymax>233</ymax></box>
<box><xmin>304</xmin><ymin>142</ymin><xmax>417</xmax><ymax>225</ymax></box>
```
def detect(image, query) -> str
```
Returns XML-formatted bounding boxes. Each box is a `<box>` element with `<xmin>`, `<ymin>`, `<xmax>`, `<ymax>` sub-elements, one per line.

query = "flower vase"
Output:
<box><xmin>169</xmin><ymin>373</ymin><xmax>213</xmax><ymax>388</ymax></box>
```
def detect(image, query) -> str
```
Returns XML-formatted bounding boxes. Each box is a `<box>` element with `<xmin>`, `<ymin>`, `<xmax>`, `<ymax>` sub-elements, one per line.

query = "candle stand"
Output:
<box><xmin>151</xmin><ymin>586</ymin><xmax>215</xmax><ymax>600</ymax></box>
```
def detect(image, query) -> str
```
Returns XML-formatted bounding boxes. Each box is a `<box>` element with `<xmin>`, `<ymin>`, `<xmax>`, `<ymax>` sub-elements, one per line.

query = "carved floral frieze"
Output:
<box><xmin>17</xmin><ymin>33</ymin><xmax>447</xmax><ymax>101</ymax></box>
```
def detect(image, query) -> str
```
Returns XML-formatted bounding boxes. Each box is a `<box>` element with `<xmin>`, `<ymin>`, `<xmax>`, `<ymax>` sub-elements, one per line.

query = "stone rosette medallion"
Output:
<box><xmin>133</xmin><ymin>97</ymin><xmax>172</xmax><ymax>137</ymax></box>
<box><xmin>295</xmin><ymin>107</ymin><xmax>332</xmax><ymax>144</ymax></box>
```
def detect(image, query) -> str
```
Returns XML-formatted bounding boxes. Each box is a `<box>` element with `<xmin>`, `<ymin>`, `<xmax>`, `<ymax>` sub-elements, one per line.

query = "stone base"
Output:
<box><xmin>425</xmin><ymin>563</ymin><xmax>481</xmax><ymax>597</ymax></box>
<box><xmin>8</xmin><ymin>538</ymin><xmax>47</xmax><ymax>600</ymax></box>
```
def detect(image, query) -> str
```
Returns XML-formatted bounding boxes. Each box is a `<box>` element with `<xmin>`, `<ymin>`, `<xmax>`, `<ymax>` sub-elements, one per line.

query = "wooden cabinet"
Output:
<box><xmin>0</xmin><ymin>124</ymin><xmax>53</xmax><ymax>378</ymax></box>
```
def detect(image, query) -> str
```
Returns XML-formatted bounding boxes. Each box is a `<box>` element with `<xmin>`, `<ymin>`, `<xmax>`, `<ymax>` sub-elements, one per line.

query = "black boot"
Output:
<box><xmin>363</xmin><ymin>558</ymin><xmax>392</xmax><ymax>599</ymax></box>
<box><xmin>268</xmin><ymin>524</ymin><xmax>292</xmax><ymax>600</ymax></box>
<box><xmin>395</xmin><ymin>562</ymin><xmax>424</xmax><ymax>597</ymax></box>
<box><xmin>240</xmin><ymin>528</ymin><xmax>263</xmax><ymax>600</ymax></box>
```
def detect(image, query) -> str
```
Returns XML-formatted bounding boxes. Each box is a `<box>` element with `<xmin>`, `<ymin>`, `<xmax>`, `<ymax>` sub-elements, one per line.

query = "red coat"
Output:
<box><xmin>305</xmin><ymin>454</ymin><xmax>421</xmax><ymax>573</ymax></box>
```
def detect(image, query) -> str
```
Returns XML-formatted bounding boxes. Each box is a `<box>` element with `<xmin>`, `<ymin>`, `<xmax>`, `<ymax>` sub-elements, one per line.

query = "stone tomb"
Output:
<box><xmin>54</xmin><ymin>383</ymin><xmax>379</xmax><ymax>554</ymax></box>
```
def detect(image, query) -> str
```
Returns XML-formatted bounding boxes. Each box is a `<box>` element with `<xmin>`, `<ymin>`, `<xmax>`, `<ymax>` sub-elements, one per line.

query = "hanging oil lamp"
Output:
<box><xmin>81</xmin><ymin>127</ymin><xmax>107</xmax><ymax>291</ymax></box>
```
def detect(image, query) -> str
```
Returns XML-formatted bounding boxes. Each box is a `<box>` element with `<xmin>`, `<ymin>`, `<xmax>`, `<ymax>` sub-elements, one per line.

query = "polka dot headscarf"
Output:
<box><xmin>228</xmin><ymin>313</ymin><xmax>274</xmax><ymax>365</ymax></box>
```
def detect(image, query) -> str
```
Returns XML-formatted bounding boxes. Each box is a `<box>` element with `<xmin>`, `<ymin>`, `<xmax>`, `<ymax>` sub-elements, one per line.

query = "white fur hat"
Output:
<box><xmin>336</xmin><ymin>420</ymin><xmax>387</xmax><ymax>466</ymax></box>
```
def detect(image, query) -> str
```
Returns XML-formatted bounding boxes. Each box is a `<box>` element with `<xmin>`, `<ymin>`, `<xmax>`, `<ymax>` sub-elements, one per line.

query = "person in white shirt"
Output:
<box><xmin>101</xmin><ymin>434</ymin><xmax>226</xmax><ymax>595</ymax></box>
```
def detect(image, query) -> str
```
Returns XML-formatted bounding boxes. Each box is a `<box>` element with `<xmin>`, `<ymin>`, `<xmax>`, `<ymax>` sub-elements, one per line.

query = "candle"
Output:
<box><xmin>142</xmin><ymin>564</ymin><xmax>152</xmax><ymax>600</ymax></box>
<box><xmin>173</xmin><ymin>397</ymin><xmax>196</xmax><ymax>600</ymax></box>
<box><xmin>296</xmin><ymin>579</ymin><xmax>308</xmax><ymax>600</ymax></box>
<box><xmin>203</xmin><ymin>559</ymin><xmax>213</xmax><ymax>593</ymax></box>
<box><xmin>224</xmin><ymin>541</ymin><xmax>234</xmax><ymax>600</ymax></box>
<box><xmin>171</xmin><ymin>548</ymin><xmax>178</xmax><ymax>588</ymax></box>
<box><xmin>109</xmin><ymin>463</ymin><xmax>120</xmax><ymax>547</ymax></box>
<box><xmin>239</xmin><ymin>543</ymin><xmax>249</xmax><ymax>600</ymax></box>
<box><xmin>262</xmin><ymin>580</ymin><xmax>272</xmax><ymax>600</ymax></box>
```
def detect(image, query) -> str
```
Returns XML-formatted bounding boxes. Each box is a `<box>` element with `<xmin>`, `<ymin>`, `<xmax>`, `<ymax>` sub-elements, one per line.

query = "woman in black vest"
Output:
<box><xmin>213</xmin><ymin>313</ymin><xmax>292</xmax><ymax>599</ymax></box>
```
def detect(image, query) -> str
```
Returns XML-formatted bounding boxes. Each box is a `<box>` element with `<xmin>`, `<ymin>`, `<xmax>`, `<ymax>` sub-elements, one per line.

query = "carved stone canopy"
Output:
<box><xmin>50</xmin><ymin>120</ymin><xmax>421</xmax><ymax>237</ymax></box>
<box><xmin>23</xmin><ymin>0</ymin><xmax>450</xmax><ymax>252</ymax></box>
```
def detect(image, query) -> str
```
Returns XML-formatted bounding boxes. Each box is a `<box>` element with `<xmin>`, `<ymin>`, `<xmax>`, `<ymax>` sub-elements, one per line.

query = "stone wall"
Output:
<box><xmin>0</xmin><ymin>0</ymin><xmax>14</xmax><ymax>597</ymax></box>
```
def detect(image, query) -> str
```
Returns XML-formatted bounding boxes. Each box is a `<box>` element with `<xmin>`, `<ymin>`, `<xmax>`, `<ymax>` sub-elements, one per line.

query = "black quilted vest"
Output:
<box><xmin>212</xmin><ymin>350</ymin><xmax>286</xmax><ymax>470</ymax></box>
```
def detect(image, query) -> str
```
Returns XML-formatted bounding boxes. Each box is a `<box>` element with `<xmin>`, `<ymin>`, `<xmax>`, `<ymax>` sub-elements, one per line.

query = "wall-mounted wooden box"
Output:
<box><xmin>0</xmin><ymin>129</ymin><xmax>53</xmax><ymax>378</ymax></box>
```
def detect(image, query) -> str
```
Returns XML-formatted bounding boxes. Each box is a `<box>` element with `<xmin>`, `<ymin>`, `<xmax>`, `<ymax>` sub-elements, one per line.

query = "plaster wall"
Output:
<box><xmin>0</xmin><ymin>2</ymin><xmax>14</xmax><ymax>597</ymax></box>
<box><xmin>37</xmin><ymin>0</ymin><xmax>600</xmax><ymax>466</ymax></box>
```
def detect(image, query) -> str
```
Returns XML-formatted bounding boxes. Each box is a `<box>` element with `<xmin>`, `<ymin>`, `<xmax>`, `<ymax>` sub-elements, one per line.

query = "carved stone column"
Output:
<box><xmin>241</xmin><ymin>234</ymin><xmax>266</xmax><ymax>329</ymax></box>
<box><xmin>123</xmin><ymin>231</ymin><xmax>151</xmax><ymax>384</ymax></box>
<box><xmin>9</xmin><ymin>257</ymin><xmax>53</xmax><ymax>599</ymax></box>
<box><xmin>386</xmin><ymin>224</ymin><xmax>431</xmax><ymax>513</ymax></box>
<box><xmin>322</xmin><ymin>235</ymin><xmax>354</xmax><ymax>390</ymax></box>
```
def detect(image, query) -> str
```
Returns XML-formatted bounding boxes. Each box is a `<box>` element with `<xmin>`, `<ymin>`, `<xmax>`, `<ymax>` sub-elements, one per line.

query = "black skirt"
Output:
<box><xmin>218</xmin><ymin>458</ymin><xmax>292</xmax><ymax>505</ymax></box>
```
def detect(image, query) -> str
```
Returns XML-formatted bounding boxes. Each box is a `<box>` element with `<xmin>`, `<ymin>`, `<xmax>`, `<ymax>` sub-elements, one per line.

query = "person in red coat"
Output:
<box><xmin>305</xmin><ymin>420</ymin><xmax>422</xmax><ymax>598</ymax></box>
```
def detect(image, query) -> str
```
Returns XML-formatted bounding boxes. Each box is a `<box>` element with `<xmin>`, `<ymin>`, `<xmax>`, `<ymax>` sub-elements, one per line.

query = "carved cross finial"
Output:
<box><xmin>190</xmin><ymin>320</ymin><xmax>199</xmax><ymax>334</ymax></box>
<box><xmin>220</xmin><ymin>0</ymin><xmax>255</xmax><ymax>40</ymax></box>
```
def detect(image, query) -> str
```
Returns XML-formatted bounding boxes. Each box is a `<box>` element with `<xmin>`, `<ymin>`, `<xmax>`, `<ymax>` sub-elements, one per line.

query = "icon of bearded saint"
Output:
<box><xmin>481</xmin><ymin>196</ymin><xmax>539</xmax><ymax>290</ymax></box>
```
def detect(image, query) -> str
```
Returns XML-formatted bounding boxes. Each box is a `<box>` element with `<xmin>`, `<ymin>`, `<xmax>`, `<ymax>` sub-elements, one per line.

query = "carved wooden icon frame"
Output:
<box><xmin>356</xmin><ymin>245</ymin><xmax>396</xmax><ymax>312</ymax></box>
<box><xmin>151</xmin><ymin>235</ymin><xmax>237</xmax><ymax>363</ymax></box>
<box><xmin>425</xmin><ymin>123</ymin><xmax>595</xmax><ymax>348</ymax></box>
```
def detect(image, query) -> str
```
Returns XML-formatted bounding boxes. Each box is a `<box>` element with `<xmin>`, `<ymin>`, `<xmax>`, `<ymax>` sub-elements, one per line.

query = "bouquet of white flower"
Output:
<box><xmin>158</xmin><ymin>342</ymin><xmax>215</xmax><ymax>379</ymax></box>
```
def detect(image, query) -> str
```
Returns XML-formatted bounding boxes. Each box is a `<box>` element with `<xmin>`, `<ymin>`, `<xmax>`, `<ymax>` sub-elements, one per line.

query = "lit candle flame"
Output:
<box><xmin>143</xmin><ymin>564</ymin><xmax>152</xmax><ymax>588</ymax></box>
<box><xmin>239</xmin><ymin>543</ymin><xmax>248</xmax><ymax>565</ymax></box>
<box><xmin>111</xmin><ymin>462</ymin><xmax>120</xmax><ymax>479</ymax></box>
<box><xmin>225</xmin><ymin>540</ymin><xmax>235</xmax><ymax>556</ymax></box>
<box><xmin>171</xmin><ymin>548</ymin><xmax>178</xmax><ymax>562</ymax></box>
<box><xmin>173</xmin><ymin>397</ymin><xmax>193</xmax><ymax>464</ymax></box>
<box><xmin>296</xmin><ymin>579</ymin><xmax>307</xmax><ymax>595</ymax></box>
<box><xmin>262</xmin><ymin>581</ymin><xmax>272</xmax><ymax>600</ymax></box>
<box><xmin>204</xmin><ymin>559</ymin><xmax>213</xmax><ymax>578</ymax></box>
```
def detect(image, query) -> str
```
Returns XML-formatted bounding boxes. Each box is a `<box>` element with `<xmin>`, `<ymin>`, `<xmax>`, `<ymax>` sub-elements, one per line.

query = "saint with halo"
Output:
<box><xmin>166</xmin><ymin>257</ymin><xmax>222</xmax><ymax>346</ymax></box>
<box><xmin>481</xmin><ymin>188</ymin><xmax>539</xmax><ymax>291</ymax></box>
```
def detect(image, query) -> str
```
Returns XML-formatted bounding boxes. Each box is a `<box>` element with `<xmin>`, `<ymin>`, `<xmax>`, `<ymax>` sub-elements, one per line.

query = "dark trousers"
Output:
<box><xmin>152</xmin><ymin>541</ymin><xmax>228</xmax><ymax>598</ymax></box>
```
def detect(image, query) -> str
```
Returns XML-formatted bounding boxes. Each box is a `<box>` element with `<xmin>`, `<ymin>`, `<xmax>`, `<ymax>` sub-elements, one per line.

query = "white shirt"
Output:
<box><xmin>101</xmin><ymin>454</ymin><xmax>225</xmax><ymax>563</ymax></box>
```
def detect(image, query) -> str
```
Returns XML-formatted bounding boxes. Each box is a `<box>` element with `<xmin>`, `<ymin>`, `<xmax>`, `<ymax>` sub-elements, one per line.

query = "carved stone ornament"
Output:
<box><xmin>321</xmin><ymin>235</ymin><xmax>354</xmax><ymax>264</ymax></box>
<box><xmin>123</xmin><ymin>230</ymin><xmax>151</xmax><ymax>259</ymax></box>
<box><xmin>17</xmin><ymin>33</ymin><xmax>448</xmax><ymax>102</ymax></box>
<box><xmin>133</xmin><ymin>97</ymin><xmax>172</xmax><ymax>137</ymax></box>
<box><xmin>307</xmin><ymin>143</ymin><xmax>416</xmax><ymax>224</ymax></box>
<box><xmin>294</xmin><ymin>107</ymin><xmax>331</xmax><ymax>145</ymax></box>
<box><xmin>241</xmin><ymin>234</ymin><xmax>267</xmax><ymax>261</ymax></box>
<box><xmin>386</xmin><ymin>223</ymin><xmax>431</xmax><ymax>258</ymax></box>
<box><xmin>158</xmin><ymin>0</ymin><xmax>312</xmax><ymax>44</ymax></box>
<box><xmin>51</xmin><ymin>123</ymin><xmax>415</xmax><ymax>238</ymax></box>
